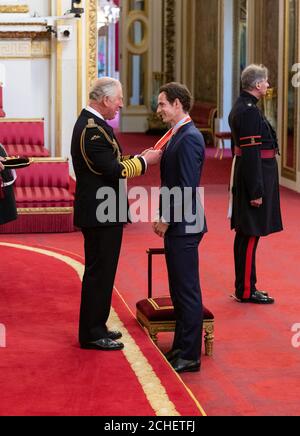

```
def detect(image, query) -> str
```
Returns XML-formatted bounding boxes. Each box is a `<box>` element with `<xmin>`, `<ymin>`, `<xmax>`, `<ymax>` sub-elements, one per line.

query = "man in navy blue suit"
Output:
<box><xmin>153</xmin><ymin>82</ymin><xmax>207</xmax><ymax>373</ymax></box>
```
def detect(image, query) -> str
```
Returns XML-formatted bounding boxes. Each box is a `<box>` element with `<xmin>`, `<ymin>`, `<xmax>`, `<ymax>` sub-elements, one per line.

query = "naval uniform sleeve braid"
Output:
<box><xmin>239</xmin><ymin>108</ymin><xmax>264</xmax><ymax>200</ymax></box>
<box><xmin>81</xmin><ymin>123</ymin><xmax>146</xmax><ymax>180</ymax></box>
<box><xmin>120</xmin><ymin>156</ymin><xmax>145</xmax><ymax>178</ymax></box>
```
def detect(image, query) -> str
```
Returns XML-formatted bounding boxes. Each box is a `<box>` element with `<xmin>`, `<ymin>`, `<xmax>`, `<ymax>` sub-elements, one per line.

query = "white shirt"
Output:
<box><xmin>85</xmin><ymin>106</ymin><xmax>104</xmax><ymax>120</ymax></box>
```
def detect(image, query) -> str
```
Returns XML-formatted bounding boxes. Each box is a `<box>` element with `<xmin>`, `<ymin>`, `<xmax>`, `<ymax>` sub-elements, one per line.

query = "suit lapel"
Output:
<box><xmin>161</xmin><ymin>131</ymin><xmax>179</xmax><ymax>173</ymax></box>
<box><xmin>161</xmin><ymin>123</ymin><xmax>193</xmax><ymax>171</ymax></box>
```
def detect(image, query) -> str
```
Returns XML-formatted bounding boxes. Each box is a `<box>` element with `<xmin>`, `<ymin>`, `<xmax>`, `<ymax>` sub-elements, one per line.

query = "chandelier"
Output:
<box><xmin>98</xmin><ymin>0</ymin><xmax>120</xmax><ymax>26</ymax></box>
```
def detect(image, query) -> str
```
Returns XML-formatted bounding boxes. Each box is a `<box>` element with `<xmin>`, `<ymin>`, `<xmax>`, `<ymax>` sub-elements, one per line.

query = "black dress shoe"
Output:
<box><xmin>107</xmin><ymin>330</ymin><xmax>122</xmax><ymax>340</ymax></box>
<box><xmin>240</xmin><ymin>291</ymin><xmax>275</xmax><ymax>305</ymax></box>
<box><xmin>164</xmin><ymin>349</ymin><xmax>181</xmax><ymax>362</ymax></box>
<box><xmin>81</xmin><ymin>338</ymin><xmax>124</xmax><ymax>351</ymax></box>
<box><xmin>255</xmin><ymin>290</ymin><xmax>269</xmax><ymax>297</ymax></box>
<box><xmin>171</xmin><ymin>358</ymin><xmax>201</xmax><ymax>373</ymax></box>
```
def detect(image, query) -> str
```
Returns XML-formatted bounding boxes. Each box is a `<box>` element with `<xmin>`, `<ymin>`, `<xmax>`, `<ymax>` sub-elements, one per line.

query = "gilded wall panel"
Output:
<box><xmin>261</xmin><ymin>0</ymin><xmax>279</xmax><ymax>87</ymax></box>
<box><xmin>86</xmin><ymin>0</ymin><xmax>97</xmax><ymax>97</ymax></box>
<box><xmin>194</xmin><ymin>0</ymin><xmax>218</xmax><ymax>103</ymax></box>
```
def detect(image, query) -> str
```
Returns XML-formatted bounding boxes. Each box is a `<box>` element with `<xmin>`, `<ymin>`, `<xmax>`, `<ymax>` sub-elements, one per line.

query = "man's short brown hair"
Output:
<box><xmin>159</xmin><ymin>82</ymin><xmax>193</xmax><ymax>113</ymax></box>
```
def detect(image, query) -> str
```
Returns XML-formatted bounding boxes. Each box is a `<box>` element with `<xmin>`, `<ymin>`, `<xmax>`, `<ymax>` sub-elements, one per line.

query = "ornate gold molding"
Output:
<box><xmin>31</xmin><ymin>157</ymin><xmax>68</xmax><ymax>163</ymax></box>
<box><xmin>182</xmin><ymin>0</ymin><xmax>195</xmax><ymax>93</ymax></box>
<box><xmin>165</xmin><ymin>0</ymin><xmax>176</xmax><ymax>83</ymax></box>
<box><xmin>0</xmin><ymin>22</ymin><xmax>44</xmax><ymax>25</ymax></box>
<box><xmin>86</xmin><ymin>0</ymin><xmax>97</xmax><ymax>102</ymax></box>
<box><xmin>31</xmin><ymin>40</ymin><xmax>51</xmax><ymax>57</ymax></box>
<box><xmin>0</xmin><ymin>39</ymin><xmax>50</xmax><ymax>58</ymax></box>
<box><xmin>0</xmin><ymin>40</ymin><xmax>30</xmax><ymax>57</ymax></box>
<box><xmin>0</xmin><ymin>117</ymin><xmax>44</xmax><ymax>122</ymax></box>
<box><xmin>0</xmin><ymin>31</ymin><xmax>49</xmax><ymax>39</ymax></box>
<box><xmin>0</xmin><ymin>5</ymin><xmax>29</xmax><ymax>14</ymax></box>
<box><xmin>126</xmin><ymin>11</ymin><xmax>149</xmax><ymax>55</ymax></box>
<box><xmin>17</xmin><ymin>207</ymin><xmax>73</xmax><ymax>215</ymax></box>
<box><xmin>281</xmin><ymin>0</ymin><xmax>299</xmax><ymax>181</ymax></box>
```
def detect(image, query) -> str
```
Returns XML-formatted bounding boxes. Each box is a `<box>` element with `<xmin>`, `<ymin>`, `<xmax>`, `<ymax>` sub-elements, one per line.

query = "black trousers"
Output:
<box><xmin>234</xmin><ymin>231</ymin><xmax>260</xmax><ymax>299</ymax></box>
<box><xmin>79</xmin><ymin>225</ymin><xmax>123</xmax><ymax>344</ymax></box>
<box><xmin>164</xmin><ymin>233</ymin><xmax>203</xmax><ymax>361</ymax></box>
<box><xmin>0</xmin><ymin>185</ymin><xmax>17</xmax><ymax>225</ymax></box>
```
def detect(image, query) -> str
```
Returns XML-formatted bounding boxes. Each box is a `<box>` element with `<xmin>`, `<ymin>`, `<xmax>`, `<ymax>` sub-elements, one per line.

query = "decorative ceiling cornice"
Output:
<box><xmin>0</xmin><ymin>20</ymin><xmax>49</xmax><ymax>38</ymax></box>
<box><xmin>0</xmin><ymin>31</ymin><xmax>49</xmax><ymax>39</ymax></box>
<box><xmin>0</xmin><ymin>22</ymin><xmax>45</xmax><ymax>26</ymax></box>
<box><xmin>0</xmin><ymin>5</ymin><xmax>29</xmax><ymax>14</ymax></box>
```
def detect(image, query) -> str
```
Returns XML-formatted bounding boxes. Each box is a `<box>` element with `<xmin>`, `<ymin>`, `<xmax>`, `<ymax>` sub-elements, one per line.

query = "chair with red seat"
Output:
<box><xmin>0</xmin><ymin>118</ymin><xmax>49</xmax><ymax>157</ymax></box>
<box><xmin>190</xmin><ymin>101</ymin><xmax>217</xmax><ymax>145</ymax></box>
<box><xmin>214</xmin><ymin>131</ymin><xmax>232</xmax><ymax>160</ymax></box>
<box><xmin>0</xmin><ymin>158</ymin><xmax>74</xmax><ymax>233</ymax></box>
<box><xmin>136</xmin><ymin>248</ymin><xmax>214</xmax><ymax>356</ymax></box>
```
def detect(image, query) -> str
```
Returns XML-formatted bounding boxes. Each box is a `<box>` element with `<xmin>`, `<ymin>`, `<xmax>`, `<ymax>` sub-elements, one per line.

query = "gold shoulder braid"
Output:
<box><xmin>80</xmin><ymin>119</ymin><xmax>143</xmax><ymax>179</ymax></box>
<box><xmin>80</xmin><ymin>119</ymin><xmax>121</xmax><ymax>176</ymax></box>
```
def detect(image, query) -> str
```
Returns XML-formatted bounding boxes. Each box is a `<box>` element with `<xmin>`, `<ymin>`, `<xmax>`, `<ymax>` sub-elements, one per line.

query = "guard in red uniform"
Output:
<box><xmin>229</xmin><ymin>64</ymin><xmax>283</xmax><ymax>304</ymax></box>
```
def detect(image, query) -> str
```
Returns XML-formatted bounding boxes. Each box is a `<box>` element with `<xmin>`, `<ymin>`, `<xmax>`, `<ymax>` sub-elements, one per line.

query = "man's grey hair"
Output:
<box><xmin>89</xmin><ymin>77</ymin><xmax>121</xmax><ymax>102</ymax></box>
<box><xmin>241</xmin><ymin>64</ymin><xmax>268</xmax><ymax>90</ymax></box>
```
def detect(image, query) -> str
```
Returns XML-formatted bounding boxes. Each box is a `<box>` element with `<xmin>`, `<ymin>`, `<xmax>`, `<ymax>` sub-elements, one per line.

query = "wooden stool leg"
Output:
<box><xmin>203</xmin><ymin>322</ymin><xmax>214</xmax><ymax>356</ymax></box>
<box><xmin>220</xmin><ymin>139</ymin><xmax>225</xmax><ymax>160</ymax></box>
<box><xmin>215</xmin><ymin>138</ymin><xmax>221</xmax><ymax>159</ymax></box>
<box><xmin>149</xmin><ymin>329</ymin><xmax>158</xmax><ymax>345</ymax></box>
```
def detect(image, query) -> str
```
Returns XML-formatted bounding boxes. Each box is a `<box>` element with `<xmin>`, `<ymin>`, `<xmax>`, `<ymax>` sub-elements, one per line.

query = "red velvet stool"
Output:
<box><xmin>214</xmin><ymin>131</ymin><xmax>232</xmax><ymax>160</ymax></box>
<box><xmin>136</xmin><ymin>249</ymin><xmax>215</xmax><ymax>356</ymax></box>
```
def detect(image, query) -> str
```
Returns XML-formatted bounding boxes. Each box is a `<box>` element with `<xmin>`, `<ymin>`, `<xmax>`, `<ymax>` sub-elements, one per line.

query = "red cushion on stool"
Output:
<box><xmin>136</xmin><ymin>297</ymin><xmax>214</xmax><ymax>322</ymax></box>
<box><xmin>215</xmin><ymin>132</ymin><xmax>232</xmax><ymax>139</ymax></box>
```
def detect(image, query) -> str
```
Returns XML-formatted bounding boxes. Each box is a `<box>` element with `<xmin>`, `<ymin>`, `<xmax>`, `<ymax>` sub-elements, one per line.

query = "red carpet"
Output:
<box><xmin>2</xmin><ymin>183</ymin><xmax>300</xmax><ymax>415</ymax></box>
<box><xmin>0</xmin><ymin>243</ymin><xmax>204</xmax><ymax>416</ymax></box>
<box><xmin>117</xmin><ymin>132</ymin><xmax>232</xmax><ymax>187</ymax></box>
<box><xmin>1</xmin><ymin>133</ymin><xmax>300</xmax><ymax>415</ymax></box>
<box><xmin>116</xmin><ymin>185</ymin><xmax>300</xmax><ymax>416</ymax></box>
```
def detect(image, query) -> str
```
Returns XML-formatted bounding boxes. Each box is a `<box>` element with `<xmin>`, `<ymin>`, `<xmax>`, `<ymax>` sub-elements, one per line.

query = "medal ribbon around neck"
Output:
<box><xmin>153</xmin><ymin>116</ymin><xmax>192</xmax><ymax>151</ymax></box>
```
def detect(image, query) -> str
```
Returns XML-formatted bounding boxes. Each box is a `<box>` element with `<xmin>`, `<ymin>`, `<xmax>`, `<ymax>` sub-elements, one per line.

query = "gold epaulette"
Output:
<box><xmin>87</xmin><ymin>118</ymin><xmax>97</xmax><ymax>128</ymax></box>
<box><xmin>80</xmin><ymin>119</ymin><xmax>121</xmax><ymax>175</ymax></box>
<box><xmin>120</xmin><ymin>157</ymin><xmax>143</xmax><ymax>179</ymax></box>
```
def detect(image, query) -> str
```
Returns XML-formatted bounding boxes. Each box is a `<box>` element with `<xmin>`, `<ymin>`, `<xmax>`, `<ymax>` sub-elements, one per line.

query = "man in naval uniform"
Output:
<box><xmin>71</xmin><ymin>77</ymin><xmax>162</xmax><ymax>351</ymax></box>
<box><xmin>229</xmin><ymin>64</ymin><xmax>283</xmax><ymax>304</ymax></box>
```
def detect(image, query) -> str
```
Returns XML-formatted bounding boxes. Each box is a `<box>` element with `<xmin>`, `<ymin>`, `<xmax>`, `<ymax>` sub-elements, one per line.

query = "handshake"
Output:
<box><xmin>140</xmin><ymin>148</ymin><xmax>162</xmax><ymax>166</ymax></box>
